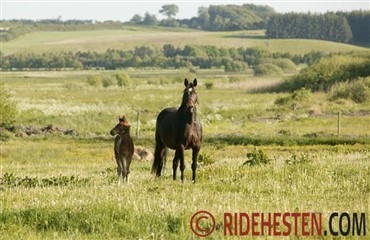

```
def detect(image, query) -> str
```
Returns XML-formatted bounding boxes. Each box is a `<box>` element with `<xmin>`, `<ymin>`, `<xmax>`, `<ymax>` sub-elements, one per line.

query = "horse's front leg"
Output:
<box><xmin>179</xmin><ymin>147</ymin><xmax>186</xmax><ymax>183</ymax></box>
<box><xmin>172</xmin><ymin>150</ymin><xmax>180</xmax><ymax>180</ymax></box>
<box><xmin>191</xmin><ymin>147</ymin><xmax>200</xmax><ymax>183</ymax></box>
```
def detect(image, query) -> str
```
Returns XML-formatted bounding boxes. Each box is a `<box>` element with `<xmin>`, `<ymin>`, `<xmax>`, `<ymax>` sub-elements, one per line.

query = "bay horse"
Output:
<box><xmin>110</xmin><ymin>115</ymin><xmax>134</xmax><ymax>185</ymax></box>
<box><xmin>151</xmin><ymin>78</ymin><xmax>202</xmax><ymax>183</ymax></box>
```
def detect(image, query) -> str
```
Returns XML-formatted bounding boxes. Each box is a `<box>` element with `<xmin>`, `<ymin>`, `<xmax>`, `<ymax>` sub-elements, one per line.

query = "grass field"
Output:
<box><xmin>1</xmin><ymin>26</ymin><xmax>370</xmax><ymax>238</ymax></box>
<box><xmin>2</xmin><ymin>27</ymin><xmax>369</xmax><ymax>55</ymax></box>
<box><xmin>1</xmin><ymin>69</ymin><xmax>369</xmax><ymax>239</ymax></box>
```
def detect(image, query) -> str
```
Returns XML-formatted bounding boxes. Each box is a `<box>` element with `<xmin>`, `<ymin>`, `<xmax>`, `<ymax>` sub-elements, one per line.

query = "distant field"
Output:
<box><xmin>2</xmin><ymin>27</ymin><xmax>369</xmax><ymax>55</ymax></box>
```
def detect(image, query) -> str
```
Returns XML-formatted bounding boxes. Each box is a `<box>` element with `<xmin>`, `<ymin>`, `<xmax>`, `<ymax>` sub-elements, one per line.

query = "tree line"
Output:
<box><xmin>266</xmin><ymin>11</ymin><xmax>370</xmax><ymax>43</ymax></box>
<box><xmin>130</xmin><ymin>4</ymin><xmax>275</xmax><ymax>31</ymax></box>
<box><xmin>0</xmin><ymin>44</ymin><xmax>325</xmax><ymax>72</ymax></box>
<box><xmin>1</xmin><ymin>4</ymin><xmax>369</xmax><ymax>43</ymax></box>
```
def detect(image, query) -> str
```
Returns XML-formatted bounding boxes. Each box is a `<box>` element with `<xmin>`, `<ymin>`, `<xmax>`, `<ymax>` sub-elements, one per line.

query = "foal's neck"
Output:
<box><xmin>119</xmin><ymin>129</ymin><xmax>130</xmax><ymax>137</ymax></box>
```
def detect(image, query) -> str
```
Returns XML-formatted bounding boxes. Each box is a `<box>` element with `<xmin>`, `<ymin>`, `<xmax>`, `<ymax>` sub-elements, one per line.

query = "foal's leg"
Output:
<box><xmin>116</xmin><ymin>158</ymin><xmax>123</xmax><ymax>185</ymax></box>
<box><xmin>172</xmin><ymin>150</ymin><xmax>180</xmax><ymax>180</ymax></box>
<box><xmin>126</xmin><ymin>158</ymin><xmax>132</xmax><ymax>185</ymax></box>
<box><xmin>191</xmin><ymin>147</ymin><xmax>200</xmax><ymax>183</ymax></box>
<box><xmin>122</xmin><ymin>157</ymin><xmax>128</xmax><ymax>184</ymax></box>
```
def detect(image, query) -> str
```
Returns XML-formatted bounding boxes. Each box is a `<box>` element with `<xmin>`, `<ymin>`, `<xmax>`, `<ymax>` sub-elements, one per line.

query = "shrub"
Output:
<box><xmin>197</xmin><ymin>153</ymin><xmax>215</xmax><ymax>167</ymax></box>
<box><xmin>259</xmin><ymin>58</ymin><xmax>297</xmax><ymax>73</ymax></box>
<box><xmin>102</xmin><ymin>76</ymin><xmax>115</xmax><ymax>88</ymax></box>
<box><xmin>285</xmin><ymin>153</ymin><xmax>312</xmax><ymax>165</ymax></box>
<box><xmin>0</xmin><ymin>83</ymin><xmax>17</xmax><ymax>127</ymax></box>
<box><xmin>86</xmin><ymin>75</ymin><xmax>102</xmax><ymax>87</ymax></box>
<box><xmin>242</xmin><ymin>149</ymin><xmax>271</xmax><ymax>166</ymax></box>
<box><xmin>205</xmin><ymin>82</ymin><xmax>214</xmax><ymax>90</ymax></box>
<box><xmin>275</xmin><ymin>88</ymin><xmax>312</xmax><ymax>109</ymax></box>
<box><xmin>224</xmin><ymin>60</ymin><xmax>246</xmax><ymax>72</ymax></box>
<box><xmin>115</xmin><ymin>71</ymin><xmax>132</xmax><ymax>88</ymax></box>
<box><xmin>277</xmin><ymin>54</ymin><xmax>370</xmax><ymax>92</ymax></box>
<box><xmin>330</xmin><ymin>77</ymin><xmax>370</xmax><ymax>103</ymax></box>
<box><xmin>1</xmin><ymin>172</ymin><xmax>89</xmax><ymax>188</ymax></box>
<box><xmin>253</xmin><ymin>63</ymin><xmax>284</xmax><ymax>76</ymax></box>
<box><xmin>229</xmin><ymin>76</ymin><xmax>243</xmax><ymax>83</ymax></box>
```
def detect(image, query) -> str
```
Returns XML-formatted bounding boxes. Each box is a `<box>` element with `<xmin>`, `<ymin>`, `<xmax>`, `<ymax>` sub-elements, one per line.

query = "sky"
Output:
<box><xmin>1</xmin><ymin>0</ymin><xmax>369</xmax><ymax>22</ymax></box>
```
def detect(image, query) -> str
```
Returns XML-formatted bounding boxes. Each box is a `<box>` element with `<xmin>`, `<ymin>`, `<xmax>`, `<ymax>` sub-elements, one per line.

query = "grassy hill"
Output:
<box><xmin>2</xmin><ymin>27</ymin><xmax>369</xmax><ymax>56</ymax></box>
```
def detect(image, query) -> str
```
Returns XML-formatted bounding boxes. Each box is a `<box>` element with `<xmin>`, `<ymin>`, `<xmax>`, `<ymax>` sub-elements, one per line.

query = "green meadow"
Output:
<box><xmin>1</xmin><ymin>27</ymin><xmax>370</xmax><ymax>239</ymax></box>
<box><xmin>2</xmin><ymin>28</ymin><xmax>369</xmax><ymax>55</ymax></box>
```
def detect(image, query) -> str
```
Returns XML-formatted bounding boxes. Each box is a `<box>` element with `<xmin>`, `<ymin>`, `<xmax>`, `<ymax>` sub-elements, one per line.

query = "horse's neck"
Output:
<box><xmin>178</xmin><ymin>105</ymin><xmax>197</xmax><ymax>125</ymax></box>
<box><xmin>119</xmin><ymin>129</ymin><xmax>130</xmax><ymax>138</ymax></box>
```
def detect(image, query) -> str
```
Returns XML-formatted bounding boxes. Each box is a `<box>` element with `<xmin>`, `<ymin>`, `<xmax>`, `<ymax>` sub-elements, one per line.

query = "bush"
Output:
<box><xmin>86</xmin><ymin>75</ymin><xmax>102</xmax><ymax>87</ymax></box>
<box><xmin>253</xmin><ymin>63</ymin><xmax>284</xmax><ymax>76</ymax></box>
<box><xmin>278</xmin><ymin>54</ymin><xmax>370</xmax><ymax>92</ymax></box>
<box><xmin>229</xmin><ymin>76</ymin><xmax>243</xmax><ymax>83</ymax></box>
<box><xmin>102</xmin><ymin>76</ymin><xmax>115</xmax><ymax>88</ymax></box>
<box><xmin>0</xmin><ymin>83</ymin><xmax>17</xmax><ymax>127</ymax></box>
<box><xmin>242</xmin><ymin>149</ymin><xmax>271</xmax><ymax>166</ymax></box>
<box><xmin>224</xmin><ymin>60</ymin><xmax>246</xmax><ymax>72</ymax></box>
<box><xmin>197</xmin><ymin>153</ymin><xmax>215</xmax><ymax>167</ymax></box>
<box><xmin>285</xmin><ymin>153</ymin><xmax>312</xmax><ymax>165</ymax></box>
<box><xmin>275</xmin><ymin>88</ymin><xmax>312</xmax><ymax>111</ymax></box>
<box><xmin>259</xmin><ymin>58</ymin><xmax>297</xmax><ymax>73</ymax></box>
<box><xmin>205</xmin><ymin>82</ymin><xmax>214</xmax><ymax>90</ymax></box>
<box><xmin>330</xmin><ymin>77</ymin><xmax>370</xmax><ymax>103</ymax></box>
<box><xmin>115</xmin><ymin>71</ymin><xmax>132</xmax><ymax>88</ymax></box>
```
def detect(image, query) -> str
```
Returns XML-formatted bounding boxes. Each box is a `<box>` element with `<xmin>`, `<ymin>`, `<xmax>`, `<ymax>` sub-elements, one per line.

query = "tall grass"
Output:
<box><xmin>1</xmin><ymin>69</ymin><xmax>369</xmax><ymax>238</ymax></box>
<box><xmin>1</xmin><ymin>70</ymin><xmax>369</xmax><ymax>140</ymax></box>
<box><xmin>1</xmin><ymin>139</ymin><xmax>369</xmax><ymax>238</ymax></box>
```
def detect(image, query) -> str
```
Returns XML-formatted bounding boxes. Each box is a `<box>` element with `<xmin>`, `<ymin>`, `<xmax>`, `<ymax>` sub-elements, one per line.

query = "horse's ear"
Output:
<box><xmin>193</xmin><ymin>78</ymin><xmax>197</xmax><ymax>87</ymax></box>
<box><xmin>184</xmin><ymin>78</ymin><xmax>189</xmax><ymax>86</ymax></box>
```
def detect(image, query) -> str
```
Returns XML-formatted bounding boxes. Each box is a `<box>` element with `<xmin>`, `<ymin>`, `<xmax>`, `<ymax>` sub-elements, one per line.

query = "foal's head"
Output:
<box><xmin>182</xmin><ymin>78</ymin><xmax>198</xmax><ymax>113</ymax></box>
<box><xmin>110</xmin><ymin>115</ymin><xmax>130</xmax><ymax>136</ymax></box>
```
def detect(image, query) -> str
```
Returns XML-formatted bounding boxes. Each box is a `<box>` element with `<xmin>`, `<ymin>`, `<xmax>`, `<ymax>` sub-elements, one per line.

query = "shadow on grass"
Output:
<box><xmin>222</xmin><ymin>34</ymin><xmax>266</xmax><ymax>40</ymax></box>
<box><xmin>204</xmin><ymin>134</ymin><xmax>370</xmax><ymax>146</ymax></box>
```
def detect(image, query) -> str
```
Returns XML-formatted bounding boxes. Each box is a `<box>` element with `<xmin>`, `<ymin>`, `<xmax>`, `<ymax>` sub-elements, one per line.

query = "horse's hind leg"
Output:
<box><xmin>162</xmin><ymin>147</ymin><xmax>168</xmax><ymax>175</ymax></box>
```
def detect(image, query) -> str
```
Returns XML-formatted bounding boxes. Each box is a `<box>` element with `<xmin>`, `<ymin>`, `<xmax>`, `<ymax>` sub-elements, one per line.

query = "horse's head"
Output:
<box><xmin>182</xmin><ymin>78</ymin><xmax>198</xmax><ymax>113</ymax></box>
<box><xmin>110</xmin><ymin>115</ymin><xmax>130</xmax><ymax>136</ymax></box>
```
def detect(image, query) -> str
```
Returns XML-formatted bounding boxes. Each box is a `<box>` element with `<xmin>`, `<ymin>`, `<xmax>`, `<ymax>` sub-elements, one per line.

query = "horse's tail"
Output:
<box><xmin>151</xmin><ymin>150</ymin><xmax>160</xmax><ymax>175</ymax></box>
<box><xmin>151</xmin><ymin>133</ymin><xmax>165</xmax><ymax>175</ymax></box>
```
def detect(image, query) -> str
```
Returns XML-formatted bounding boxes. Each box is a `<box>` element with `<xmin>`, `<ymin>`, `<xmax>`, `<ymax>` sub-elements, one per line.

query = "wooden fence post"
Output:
<box><xmin>136</xmin><ymin>111</ymin><xmax>140</xmax><ymax>139</ymax></box>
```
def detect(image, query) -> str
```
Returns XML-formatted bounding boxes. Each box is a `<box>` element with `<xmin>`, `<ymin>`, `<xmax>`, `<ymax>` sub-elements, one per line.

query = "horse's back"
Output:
<box><xmin>156</xmin><ymin>107</ymin><xmax>178</xmax><ymax>149</ymax></box>
<box><xmin>156</xmin><ymin>107</ymin><xmax>176</xmax><ymax>123</ymax></box>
